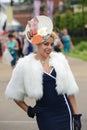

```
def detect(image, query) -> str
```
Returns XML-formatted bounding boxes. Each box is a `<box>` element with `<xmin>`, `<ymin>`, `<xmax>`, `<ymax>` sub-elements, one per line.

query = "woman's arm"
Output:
<box><xmin>68</xmin><ymin>95</ymin><xmax>79</xmax><ymax>114</ymax></box>
<box><xmin>58</xmin><ymin>40</ymin><xmax>64</xmax><ymax>49</ymax></box>
<box><xmin>14</xmin><ymin>100</ymin><xmax>36</xmax><ymax>118</ymax></box>
<box><xmin>14</xmin><ymin>100</ymin><xmax>28</xmax><ymax>112</ymax></box>
<box><xmin>70</xmin><ymin>38</ymin><xmax>74</xmax><ymax>50</ymax></box>
<box><xmin>13</xmin><ymin>40</ymin><xmax>19</xmax><ymax>51</ymax></box>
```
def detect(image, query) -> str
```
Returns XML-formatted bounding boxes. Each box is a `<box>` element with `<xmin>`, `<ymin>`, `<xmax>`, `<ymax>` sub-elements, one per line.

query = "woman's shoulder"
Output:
<box><xmin>17</xmin><ymin>53</ymin><xmax>35</xmax><ymax>63</ymax></box>
<box><xmin>13</xmin><ymin>53</ymin><xmax>35</xmax><ymax>71</ymax></box>
<box><xmin>50</xmin><ymin>52</ymin><xmax>68</xmax><ymax>64</ymax></box>
<box><xmin>51</xmin><ymin>51</ymin><xmax>66</xmax><ymax>59</ymax></box>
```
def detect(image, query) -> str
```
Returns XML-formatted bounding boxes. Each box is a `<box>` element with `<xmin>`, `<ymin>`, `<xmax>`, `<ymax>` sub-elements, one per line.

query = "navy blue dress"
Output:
<box><xmin>36</xmin><ymin>69</ymin><xmax>72</xmax><ymax>130</ymax></box>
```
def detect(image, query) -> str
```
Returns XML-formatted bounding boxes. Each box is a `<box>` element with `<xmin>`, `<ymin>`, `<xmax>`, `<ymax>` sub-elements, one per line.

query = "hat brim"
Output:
<box><xmin>24</xmin><ymin>15</ymin><xmax>53</xmax><ymax>44</ymax></box>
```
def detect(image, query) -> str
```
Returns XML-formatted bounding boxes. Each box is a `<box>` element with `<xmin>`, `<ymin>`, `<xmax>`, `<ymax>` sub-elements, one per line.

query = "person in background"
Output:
<box><xmin>22</xmin><ymin>37</ymin><xmax>34</xmax><ymax>55</ymax></box>
<box><xmin>0</xmin><ymin>41</ymin><xmax>2</xmax><ymax>56</ymax></box>
<box><xmin>12</xmin><ymin>32</ymin><xmax>23</xmax><ymax>58</ymax></box>
<box><xmin>53</xmin><ymin>29</ymin><xmax>64</xmax><ymax>52</ymax></box>
<box><xmin>7</xmin><ymin>33</ymin><xmax>19</xmax><ymax>68</ymax></box>
<box><xmin>61</xmin><ymin>28</ymin><xmax>73</xmax><ymax>60</ymax></box>
<box><xmin>5</xmin><ymin>16</ymin><xmax>82</xmax><ymax>130</ymax></box>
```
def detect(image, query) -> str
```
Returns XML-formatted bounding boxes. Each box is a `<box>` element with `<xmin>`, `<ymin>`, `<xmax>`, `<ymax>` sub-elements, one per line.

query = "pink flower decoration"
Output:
<box><xmin>27</xmin><ymin>17</ymin><xmax>39</xmax><ymax>35</ymax></box>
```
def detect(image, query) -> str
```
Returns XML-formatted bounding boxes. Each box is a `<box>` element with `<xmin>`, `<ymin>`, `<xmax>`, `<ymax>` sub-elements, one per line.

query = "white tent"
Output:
<box><xmin>6</xmin><ymin>19</ymin><xmax>21</xmax><ymax>31</ymax></box>
<box><xmin>0</xmin><ymin>12</ymin><xmax>21</xmax><ymax>31</ymax></box>
<box><xmin>7</xmin><ymin>19</ymin><xmax>20</xmax><ymax>26</ymax></box>
<box><xmin>0</xmin><ymin>12</ymin><xmax>7</xmax><ymax>31</ymax></box>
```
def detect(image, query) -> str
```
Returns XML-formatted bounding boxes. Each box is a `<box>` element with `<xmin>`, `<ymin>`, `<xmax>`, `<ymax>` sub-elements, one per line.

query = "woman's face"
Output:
<box><xmin>37</xmin><ymin>36</ymin><xmax>54</xmax><ymax>58</ymax></box>
<box><xmin>9</xmin><ymin>37</ymin><xmax>13</xmax><ymax>41</ymax></box>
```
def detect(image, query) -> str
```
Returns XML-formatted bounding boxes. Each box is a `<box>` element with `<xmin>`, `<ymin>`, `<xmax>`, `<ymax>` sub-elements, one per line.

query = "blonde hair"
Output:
<box><xmin>50</xmin><ymin>32</ymin><xmax>58</xmax><ymax>40</ymax></box>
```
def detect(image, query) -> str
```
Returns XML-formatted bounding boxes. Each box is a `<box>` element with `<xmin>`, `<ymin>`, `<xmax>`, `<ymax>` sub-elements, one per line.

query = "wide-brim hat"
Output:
<box><xmin>23</xmin><ymin>15</ymin><xmax>53</xmax><ymax>44</ymax></box>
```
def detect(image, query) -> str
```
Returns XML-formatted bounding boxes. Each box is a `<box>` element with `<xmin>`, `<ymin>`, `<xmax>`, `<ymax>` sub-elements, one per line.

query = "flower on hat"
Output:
<box><xmin>31</xmin><ymin>35</ymin><xmax>43</xmax><ymax>44</ymax></box>
<box><xmin>38</xmin><ymin>27</ymin><xmax>48</xmax><ymax>37</ymax></box>
<box><xmin>31</xmin><ymin>27</ymin><xmax>49</xmax><ymax>44</ymax></box>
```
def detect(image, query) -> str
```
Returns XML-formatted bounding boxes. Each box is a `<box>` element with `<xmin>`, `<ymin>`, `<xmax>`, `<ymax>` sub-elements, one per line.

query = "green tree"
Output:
<box><xmin>81</xmin><ymin>0</ymin><xmax>87</xmax><ymax>36</ymax></box>
<box><xmin>54</xmin><ymin>11</ymin><xmax>87</xmax><ymax>36</ymax></box>
<box><xmin>79</xmin><ymin>0</ymin><xmax>87</xmax><ymax>5</ymax></box>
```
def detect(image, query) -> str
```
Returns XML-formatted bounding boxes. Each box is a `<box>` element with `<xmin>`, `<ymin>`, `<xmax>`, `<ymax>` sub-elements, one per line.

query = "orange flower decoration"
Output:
<box><xmin>31</xmin><ymin>35</ymin><xmax>43</xmax><ymax>44</ymax></box>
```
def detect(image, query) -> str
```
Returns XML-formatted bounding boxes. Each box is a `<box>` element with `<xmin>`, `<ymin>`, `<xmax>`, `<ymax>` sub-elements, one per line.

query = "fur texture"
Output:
<box><xmin>5</xmin><ymin>52</ymin><xmax>79</xmax><ymax>101</ymax></box>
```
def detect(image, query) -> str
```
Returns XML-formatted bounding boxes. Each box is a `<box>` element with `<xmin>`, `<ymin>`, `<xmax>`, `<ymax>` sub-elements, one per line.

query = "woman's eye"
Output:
<box><xmin>51</xmin><ymin>43</ymin><xmax>54</xmax><ymax>46</ymax></box>
<box><xmin>43</xmin><ymin>42</ymin><xmax>54</xmax><ymax>46</ymax></box>
<box><xmin>43</xmin><ymin>42</ymin><xmax>49</xmax><ymax>46</ymax></box>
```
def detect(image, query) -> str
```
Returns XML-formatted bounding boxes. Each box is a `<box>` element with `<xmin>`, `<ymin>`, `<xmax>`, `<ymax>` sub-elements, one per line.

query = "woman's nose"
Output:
<box><xmin>48</xmin><ymin>44</ymin><xmax>53</xmax><ymax>49</ymax></box>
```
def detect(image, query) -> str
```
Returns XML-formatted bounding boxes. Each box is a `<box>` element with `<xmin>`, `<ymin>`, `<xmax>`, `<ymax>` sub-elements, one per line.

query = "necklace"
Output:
<box><xmin>41</xmin><ymin>60</ymin><xmax>45</xmax><ymax>64</ymax></box>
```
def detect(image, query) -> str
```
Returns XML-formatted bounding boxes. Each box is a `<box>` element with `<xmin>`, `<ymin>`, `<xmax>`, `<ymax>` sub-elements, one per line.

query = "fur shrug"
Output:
<box><xmin>5</xmin><ymin>52</ymin><xmax>79</xmax><ymax>101</ymax></box>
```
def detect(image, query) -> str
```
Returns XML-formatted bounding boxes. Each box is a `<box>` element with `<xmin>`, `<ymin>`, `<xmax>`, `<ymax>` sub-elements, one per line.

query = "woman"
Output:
<box><xmin>7</xmin><ymin>33</ymin><xmax>19</xmax><ymax>68</ymax></box>
<box><xmin>12</xmin><ymin>32</ymin><xmax>24</xmax><ymax>58</ymax></box>
<box><xmin>5</xmin><ymin>16</ymin><xmax>81</xmax><ymax>130</ymax></box>
<box><xmin>61</xmin><ymin>28</ymin><xmax>73</xmax><ymax>59</ymax></box>
<box><xmin>53</xmin><ymin>29</ymin><xmax>64</xmax><ymax>52</ymax></box>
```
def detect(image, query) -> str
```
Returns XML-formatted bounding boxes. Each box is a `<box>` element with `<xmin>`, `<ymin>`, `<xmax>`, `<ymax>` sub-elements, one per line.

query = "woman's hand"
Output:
<box><xmin>27</xmin><ymin>106</ymin><xmax>39</xmax><ymax>118</ymax></box>
<box><xmin>73</xmin><ymin>114</ymin><xmax>82</xmax><ymax>130</ymax></box>
<box><xmin>67</xmin><ymin>95</ymin><xmax>82</xmax><ymax>130</ymax></box>
<box><xmin>71</xmin><ymin>44</ymin><xmax>74</xmax><ymax>50</ymax></box>
<box><xmin>27</xmin><ymin>106</ymin><xmax>35</xmax><ymax>118</ymax></box>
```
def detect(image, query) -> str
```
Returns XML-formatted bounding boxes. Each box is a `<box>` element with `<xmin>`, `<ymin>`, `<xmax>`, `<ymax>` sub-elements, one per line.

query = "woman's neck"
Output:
<box><xmin>35</xmin><ymin>53</ymin><xmax>50</xmax><ymax>64</ymax></box>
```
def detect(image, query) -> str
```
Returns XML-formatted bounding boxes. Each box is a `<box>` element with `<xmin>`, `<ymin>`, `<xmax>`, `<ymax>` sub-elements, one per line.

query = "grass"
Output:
<box><xmin>69</xmin><ymin>51</ymin><xmax>87</xmax><ymax>61</ymax></box>
<box><xmin>69</xmin><ymin>41</ymin><xmax>87</xmax><ymax>61</ymax></box>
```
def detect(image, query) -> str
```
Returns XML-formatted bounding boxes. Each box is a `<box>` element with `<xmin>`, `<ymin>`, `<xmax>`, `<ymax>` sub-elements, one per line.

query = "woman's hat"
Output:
<box><xmin>23</xmin><ymin>15</ymin><xmax>53</xmax><ymax>44</ymax></box>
